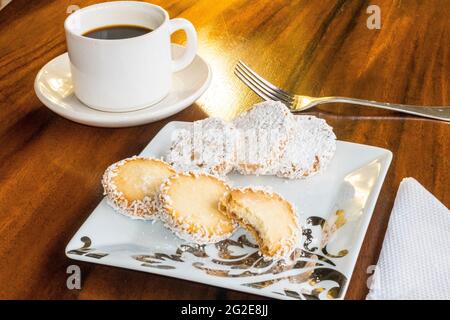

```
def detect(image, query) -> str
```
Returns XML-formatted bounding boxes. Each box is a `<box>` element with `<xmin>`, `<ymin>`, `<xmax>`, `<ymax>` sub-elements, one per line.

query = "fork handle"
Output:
<box><xmin>313</xmin><ymin>96</ymin><xmax>450</xmax><ymax>122</ymax></box>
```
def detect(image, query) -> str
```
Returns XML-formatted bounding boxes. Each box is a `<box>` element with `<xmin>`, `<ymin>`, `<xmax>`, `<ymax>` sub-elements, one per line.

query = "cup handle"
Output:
<box><xmin>169</xmin><ymin>18</ymin><xmax>198</xmax><ymax>72</ymax></box>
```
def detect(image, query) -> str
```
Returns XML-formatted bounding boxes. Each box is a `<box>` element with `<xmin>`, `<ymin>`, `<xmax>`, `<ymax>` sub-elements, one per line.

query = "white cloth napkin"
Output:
<box><xmin>367</xmin><ymin>177</ymin><xmax>450</xmax><ymax>300</ymax></box>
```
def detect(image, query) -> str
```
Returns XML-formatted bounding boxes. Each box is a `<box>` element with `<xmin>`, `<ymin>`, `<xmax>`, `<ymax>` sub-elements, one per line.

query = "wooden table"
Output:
<box><xmin>0</xmin><ymin>0</ymin><xmax>448</xmax><ymax>300</ymax></box>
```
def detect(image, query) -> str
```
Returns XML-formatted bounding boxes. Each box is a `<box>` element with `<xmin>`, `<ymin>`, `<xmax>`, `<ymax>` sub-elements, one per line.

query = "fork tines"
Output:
<box><xmin>234</xmin><ymin>60</ymin><xmax>294</xmax><ymax>106</ymax></box>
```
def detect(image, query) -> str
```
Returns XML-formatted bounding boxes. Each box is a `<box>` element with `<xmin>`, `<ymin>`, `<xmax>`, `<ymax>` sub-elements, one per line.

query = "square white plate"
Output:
<box><xmin>66</xmin><ymin>121</ymin><xmax>392</xmax><ymax>300</ymax></box>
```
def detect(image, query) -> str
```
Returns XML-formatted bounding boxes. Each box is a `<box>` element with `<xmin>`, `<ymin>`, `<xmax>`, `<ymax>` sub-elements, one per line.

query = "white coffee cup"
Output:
<box><xmin>64</xmin><ymin>1</ymin><xmax>197</xmax><ymax>112</ymax></box>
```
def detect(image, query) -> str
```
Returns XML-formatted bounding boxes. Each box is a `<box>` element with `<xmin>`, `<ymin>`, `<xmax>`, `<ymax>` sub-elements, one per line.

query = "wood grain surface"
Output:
<box><xmin>0</xmin><ymin>0</ymin><xmax>449</xmax><ymax>300</ymax></box>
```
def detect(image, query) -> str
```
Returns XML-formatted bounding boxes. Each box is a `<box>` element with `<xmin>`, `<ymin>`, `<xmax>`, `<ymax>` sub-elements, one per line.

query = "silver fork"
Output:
<box><xmin>234</xmin><ymin>61</ymin><xmax>450</xmax><ymax>122</ymax></box>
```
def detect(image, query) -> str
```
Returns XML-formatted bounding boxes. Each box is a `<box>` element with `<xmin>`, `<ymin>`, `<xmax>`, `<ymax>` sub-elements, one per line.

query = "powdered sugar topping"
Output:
<box><xmin>276</xmin><ymin>115</ymin><xmax>336</xmax><ymax>179</ymax></box>
<box><xmin>166</xmin><ymin>118</ymin><xmax>237</xmax><ymax>176</ymax></box>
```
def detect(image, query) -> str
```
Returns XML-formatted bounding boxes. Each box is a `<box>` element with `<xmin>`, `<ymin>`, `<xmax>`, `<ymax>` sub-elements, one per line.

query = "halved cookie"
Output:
<box><xmin>218</xmin><ymin>188</ymin><xmax>300</xmax><ymax>259</ymax></box>
<box><xmin>276</xmin><ymin>116</ymin><xmax>336</xmax><ymax>179</ymax></box>
<box><xmin>233</xmin><ymin>101</ymin><xmax>295</xmax><ymax>175</ymax></box>
<box><xmin>159</xmin><ymin>172</ymin><xmax>237</xmax><ymax>244</ymax></box>
<box><xmin>166</xmin><ymin>118</ymin><xmax>237</xmax><ymax>176</ymax></box>
<box><xmin>102</xmin><ymin>156</ymin><xmax>176</xmax><ymax>220</ymax></box>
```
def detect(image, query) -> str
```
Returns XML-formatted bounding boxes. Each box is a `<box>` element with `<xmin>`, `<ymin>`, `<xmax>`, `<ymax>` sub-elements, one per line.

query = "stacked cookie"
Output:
<box><xmin>166</xmin><ymin>101</ymin><xmax>336</xmax><ymax>178</ymax></box>
<box><xmin>102</xmin><ymin>156</ymin><xmax>300</xmax><ymax>259</ymax></box>
<box><xmin>166</xmin><ymin>118</ymin><xmax>236</xmax><ymax>176</ymax></box>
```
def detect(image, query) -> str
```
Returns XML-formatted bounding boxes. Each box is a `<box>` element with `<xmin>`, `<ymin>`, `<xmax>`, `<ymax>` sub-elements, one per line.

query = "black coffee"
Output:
<box><xmin>82</xmin><ymin>25</ymin><xmax>152</xmax><ymax>40</ymax></box>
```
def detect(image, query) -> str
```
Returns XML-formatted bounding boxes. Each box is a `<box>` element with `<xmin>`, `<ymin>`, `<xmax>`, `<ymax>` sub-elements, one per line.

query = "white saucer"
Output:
<box><xmin>34</xmin><ymin>44</ymin><xmax>212</xmax><ymax>127</ymax></box>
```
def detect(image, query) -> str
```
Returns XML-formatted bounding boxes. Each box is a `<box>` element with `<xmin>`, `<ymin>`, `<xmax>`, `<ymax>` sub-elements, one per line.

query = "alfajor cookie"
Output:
<box><xmin>218</xmin><ymin>187</ymin><xmax>300</xmax><ymax>259</ymax></box>
<box><xmin>102</xmin><ymin>156</ymin><xmax>176</xmax><ymax>220</ymax></box>
<box><xmin>159</xmin><ymin>172</ymin><xmax>237</xmax><ymax>244</ymax></box>
<box><xmin>233</xmin><ymin>100</ymin><xmax>295</xmax><ymax>175</ymax></box>
<box><xmin>166</xmin><ymin>118</ymin><xmax>237</xmax><ymax>176</ymax></box>
<box><xmin>276</xmin><ymin>115</ymin><xmax>336</xmax><ymax>179</ymax></box>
